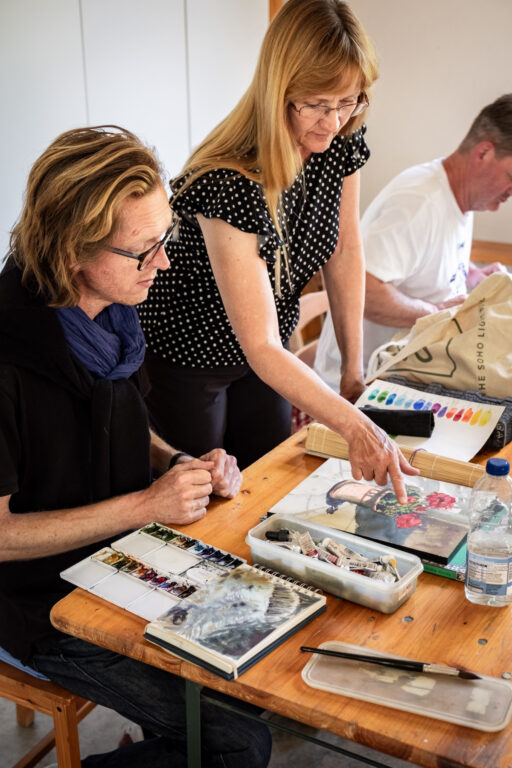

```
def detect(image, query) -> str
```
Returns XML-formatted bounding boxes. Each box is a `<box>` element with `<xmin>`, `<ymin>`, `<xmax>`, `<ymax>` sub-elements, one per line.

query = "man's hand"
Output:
<box><xmin>199</xmin><ymin>448</ymin><xmax>242</xmax><ymax>498</ymax></box>
<box><xmin>435</xmin><ymin>293</ymin><xmax>467</xmax><ymax>311</ymax></box>
<box><xmin>466</xmin><ymin>261</ymin><xmax>507</xmax><ymax>291</ymax></box>
<box><xmin>147</xmin><ymin>458</ymin><xmax>214</xmax><ymax>524</ymax></box>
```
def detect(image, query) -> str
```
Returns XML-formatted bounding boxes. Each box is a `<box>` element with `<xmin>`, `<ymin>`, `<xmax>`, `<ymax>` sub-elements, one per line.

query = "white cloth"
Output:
<box><xmin>314</xmin><ymin>159</ymin><xmax>474</xmax><ymax>391</ymax></box>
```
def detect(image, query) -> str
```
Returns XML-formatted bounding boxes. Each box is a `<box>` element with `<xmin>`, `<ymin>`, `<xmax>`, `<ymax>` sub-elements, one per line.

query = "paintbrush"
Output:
<box><xmin>300</xmin><ymin>646</ymin><xmax>481</xmax><ymax>680</ymax></box>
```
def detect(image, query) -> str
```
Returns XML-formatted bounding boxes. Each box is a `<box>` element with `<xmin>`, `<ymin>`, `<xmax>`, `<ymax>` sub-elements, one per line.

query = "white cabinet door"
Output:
<box><xmin>187</xmin><ymin>0</ymin><xmax>267</xmax><ymax>149</ymax></box>
<box><xmin>0</xmin><ymin>0</ymin><xmax>87</xmax><ymax>257</ymax></box>
<box><xmin>81</xmin><ymin>0</ymin><xmax>189</xmax><ymax>180</ymax></box>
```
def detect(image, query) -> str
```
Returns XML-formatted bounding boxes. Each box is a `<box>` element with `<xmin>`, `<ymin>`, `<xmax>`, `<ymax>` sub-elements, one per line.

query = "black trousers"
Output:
<box><xmin>31</xmin><ymin>636</ymin><xmax>271</xmax><ymax>768</ymax></box>
<box><xmin>144</xmin><ymin>353</ymin><xmax>292</xmax><ymax>469</ymax></box>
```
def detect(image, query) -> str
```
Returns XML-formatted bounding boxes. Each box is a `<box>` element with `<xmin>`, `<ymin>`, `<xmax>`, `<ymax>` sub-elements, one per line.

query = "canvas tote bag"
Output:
<box><xmin>366</xmin><ymin>272</ymin><xmax>512</xmax><ymax>399</ymax></box>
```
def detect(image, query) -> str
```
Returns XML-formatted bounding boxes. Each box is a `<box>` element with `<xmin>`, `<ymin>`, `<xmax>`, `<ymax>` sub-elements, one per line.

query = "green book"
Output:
<box><xmin>422</xmin><ymin>542</ymin><xmax>467</xmax><ymax>582</ymax></box>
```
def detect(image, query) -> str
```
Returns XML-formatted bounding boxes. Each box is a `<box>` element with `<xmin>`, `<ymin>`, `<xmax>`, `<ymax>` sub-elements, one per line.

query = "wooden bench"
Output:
<box><xmin>0</xmin><ymin>660</ymin><xmax>95</xmax><ymax>768</ymax></box>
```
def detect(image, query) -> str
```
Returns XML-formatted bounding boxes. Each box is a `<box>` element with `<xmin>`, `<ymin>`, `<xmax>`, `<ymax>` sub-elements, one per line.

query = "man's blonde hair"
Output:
<box><xmin>10</xmin><ymin>125</ymin><xmax>163</xmax><ymax>306</ymax></box>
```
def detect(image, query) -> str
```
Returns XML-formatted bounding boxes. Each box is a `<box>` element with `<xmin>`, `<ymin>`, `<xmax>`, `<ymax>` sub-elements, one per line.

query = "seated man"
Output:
<box><xmin>315</xmin><ymin>93</ymin><xmax>512</xmax><ymax>391</ymax></box>
<box><xmin>0</xmin><ymin>126</ymin><xmax>271</xmax><ymax>768</ymax></box>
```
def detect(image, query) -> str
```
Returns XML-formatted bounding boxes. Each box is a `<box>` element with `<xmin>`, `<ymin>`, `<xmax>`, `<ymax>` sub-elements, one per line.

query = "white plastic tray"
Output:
<box><xmin>302</xmin><ymin>641</ymin><xmax>512</xmax><ymax>732</ymax></box>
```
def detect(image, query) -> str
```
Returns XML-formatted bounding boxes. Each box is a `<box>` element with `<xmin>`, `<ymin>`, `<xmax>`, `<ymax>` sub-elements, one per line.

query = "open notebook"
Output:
<box><xmin>144</xmin><ymin>563</ymin><xmax>326</xmax><ymax>679</ymax></box>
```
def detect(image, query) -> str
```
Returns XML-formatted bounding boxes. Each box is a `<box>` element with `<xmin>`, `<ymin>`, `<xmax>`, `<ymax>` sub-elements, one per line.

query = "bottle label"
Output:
<box><xmin>466</xmin><ymin>553</ymin><xmax>512</xmax><ymax>596</ymax></box>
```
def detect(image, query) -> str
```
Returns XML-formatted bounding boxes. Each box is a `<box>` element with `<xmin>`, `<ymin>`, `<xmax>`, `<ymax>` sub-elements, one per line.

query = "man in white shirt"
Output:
<box><xmin>315</xmin><ymin>94</ymin><xmax>512</xmax><ymax>393</ymax></box>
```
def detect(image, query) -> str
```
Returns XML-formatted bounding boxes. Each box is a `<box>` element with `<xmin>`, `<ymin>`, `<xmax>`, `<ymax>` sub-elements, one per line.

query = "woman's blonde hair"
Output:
<box><xmin>10</xmin><ymin>125</ymin><xmax>163</xmax><ymax>306</ymax></box>
<box><xmin>176</xmin><ymin>0</ymin><xmax>378</xmax><ymax>253</ymax></box>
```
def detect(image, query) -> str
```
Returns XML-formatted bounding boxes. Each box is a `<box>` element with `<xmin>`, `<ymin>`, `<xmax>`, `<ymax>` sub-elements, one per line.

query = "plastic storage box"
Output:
<box><xmin>246</xmin><ymin>514</ymin><xmax>423</xmax><ymax>613</ymax></box>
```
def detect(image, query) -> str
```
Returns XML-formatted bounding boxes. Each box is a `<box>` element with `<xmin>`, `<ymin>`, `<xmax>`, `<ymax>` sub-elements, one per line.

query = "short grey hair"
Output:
<box><xmin>459</xmin><ymin>94</ymin><xmax>512</xmax><ymax>157</ymax></box>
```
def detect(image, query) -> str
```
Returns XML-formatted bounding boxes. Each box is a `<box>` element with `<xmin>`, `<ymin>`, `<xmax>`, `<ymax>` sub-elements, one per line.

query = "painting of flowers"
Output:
<box><xmin>269</xmin><ymin>459</ymin><xmax>470</xmax><ymax>565</ymax></box>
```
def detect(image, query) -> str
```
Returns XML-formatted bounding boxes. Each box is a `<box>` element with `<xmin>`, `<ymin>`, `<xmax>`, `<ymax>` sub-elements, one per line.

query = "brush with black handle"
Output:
<box><xmin>300</xmin><ymin>646</ymin><xmax>481</xmax><ymax>680</ymax></box>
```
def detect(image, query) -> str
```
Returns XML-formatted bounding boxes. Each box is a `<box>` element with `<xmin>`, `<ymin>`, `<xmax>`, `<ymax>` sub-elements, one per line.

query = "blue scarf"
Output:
<box><xmin>55</xmin><ymin>304</ymin><xmax>146</xmax><ymax>380</ymax></box>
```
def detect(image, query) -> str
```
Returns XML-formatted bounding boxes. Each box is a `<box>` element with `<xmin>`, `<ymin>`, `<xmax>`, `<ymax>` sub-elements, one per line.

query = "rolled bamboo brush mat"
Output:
<box><xmin>305</xmin><ymin>423</ymin><xmax>486</xmax><ymax>488</ymax></box>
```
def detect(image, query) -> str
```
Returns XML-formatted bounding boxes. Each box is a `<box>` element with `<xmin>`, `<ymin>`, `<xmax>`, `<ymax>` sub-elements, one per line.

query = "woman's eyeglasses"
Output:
<box><xmin>290</xmin><ymin>92</ymin><xmax>369</xmax><ymax>122</ymax></box>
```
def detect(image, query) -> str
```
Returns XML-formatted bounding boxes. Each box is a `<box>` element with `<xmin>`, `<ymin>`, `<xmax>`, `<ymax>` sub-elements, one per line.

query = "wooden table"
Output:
<box><xmin>51</xmin><ymin>429</ymin><xmax>512</xmax><ymax>768</ymax></box>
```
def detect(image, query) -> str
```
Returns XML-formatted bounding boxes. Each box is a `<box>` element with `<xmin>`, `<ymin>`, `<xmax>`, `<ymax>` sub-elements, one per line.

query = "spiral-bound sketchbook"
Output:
<box><xmin>144</xmin><ymin>563</ymin><xmax>326</xmax><ymax>680</ymax></box>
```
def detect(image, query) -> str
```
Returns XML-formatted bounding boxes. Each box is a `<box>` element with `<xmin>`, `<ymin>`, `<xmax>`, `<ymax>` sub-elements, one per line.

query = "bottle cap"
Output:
<box><xmin>485</xmin><ymin>458</ymin><xmax>510</xmax><ymax>476</ymax></box>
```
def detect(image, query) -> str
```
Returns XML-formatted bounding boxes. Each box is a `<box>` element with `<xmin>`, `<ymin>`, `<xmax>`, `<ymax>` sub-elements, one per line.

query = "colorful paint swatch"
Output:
<box><xmin>462</xmin><ymin>408</ymin><xmax>474</xmax><ymax>423</ymax></box>
<box><xmin>355</xmin><ymin>380</ymin><xmax>504</xmax><ymax>462</ymax></box>
<box><xmin>470</xmin><ymin>410</ymin><xmax>482</xmax><ymax>426</ymax></box>
<box><xmin>479</xmin><ymin>410</ymin><xmax>492</xmax><ymax>426</ymax></box>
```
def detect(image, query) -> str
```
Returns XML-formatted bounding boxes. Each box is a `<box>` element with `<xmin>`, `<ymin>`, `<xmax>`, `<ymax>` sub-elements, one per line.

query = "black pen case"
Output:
<box><xmin>359</xmin><ymin>405</ymin><xmax>434</xmax><ymax>437</ymax></box>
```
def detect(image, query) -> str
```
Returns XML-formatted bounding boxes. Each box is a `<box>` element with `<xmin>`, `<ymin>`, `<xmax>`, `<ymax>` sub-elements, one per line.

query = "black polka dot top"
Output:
<box><xmin>138</xmin><ymin>128</ymin><xmax>369</xmax><ymax>368</ymax></box>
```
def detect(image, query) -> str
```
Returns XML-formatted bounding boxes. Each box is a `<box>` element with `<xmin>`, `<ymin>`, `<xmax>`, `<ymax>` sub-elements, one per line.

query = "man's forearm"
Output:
<box><xmin>0</xmin><ymin>492</ymin><xmax>146</xmax><ymax>561</ymax></box>
<box><xmin>364</xmin><ymin>276</ymin><xmax>435</xmax><ymax>327</ymax></box>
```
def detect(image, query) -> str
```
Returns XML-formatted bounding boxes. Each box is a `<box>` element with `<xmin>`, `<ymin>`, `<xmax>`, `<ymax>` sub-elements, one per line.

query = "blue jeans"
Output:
<box><xmin>30</xmin><ymin>636</ymin><xmax>271</xmax><ymax>768</ymax></box>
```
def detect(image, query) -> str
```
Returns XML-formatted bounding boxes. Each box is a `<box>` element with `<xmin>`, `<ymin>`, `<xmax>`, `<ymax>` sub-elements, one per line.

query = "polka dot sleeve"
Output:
<box><xmin>172</xmin><ymin>170</ymin><xmax>282</xmax><ymax>264</ymax></box>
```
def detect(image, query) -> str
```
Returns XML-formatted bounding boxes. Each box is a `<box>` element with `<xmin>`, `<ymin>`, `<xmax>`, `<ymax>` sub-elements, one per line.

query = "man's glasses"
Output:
<box><xmin>290</xmin><ymin>92</ymin><xmax>369</xmax><ymax>122</ymax></box>
<box><xmin>107</xmin><ymin>219</ymin><xmax>177</xmax><ymax>271</ymax></box>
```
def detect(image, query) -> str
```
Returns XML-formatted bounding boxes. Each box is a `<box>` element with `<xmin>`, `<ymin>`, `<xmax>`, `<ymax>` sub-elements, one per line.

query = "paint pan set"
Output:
<box><xmin>60</xmin><ymin>522</ymin><xmax>244</xmax><ymax>622</ymax></box>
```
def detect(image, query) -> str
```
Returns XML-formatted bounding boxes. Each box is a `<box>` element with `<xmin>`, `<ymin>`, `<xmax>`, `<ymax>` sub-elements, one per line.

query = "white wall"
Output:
<box><xmin>187</xmin><ymin>0</ymin><xmax>267</xmax><ymax>147</ymax></box>
<box><xmin>2</xmin><ymin>0</ymin><xmax>511</xmax><ymax>256</ymax></box>
<box><xmin>0</xmin><ymin>0</ymin><xmax>267</xmax><ymax>257</ymax></box>
<box><xmin>350</xmin><ymin>0</ymin><xmax>512</xmax><ymax>243</ymax></box>
<box><xmin>0</xmin><ymin>0</ymin><xmax>87</xmax><ymax>257</ymax></box>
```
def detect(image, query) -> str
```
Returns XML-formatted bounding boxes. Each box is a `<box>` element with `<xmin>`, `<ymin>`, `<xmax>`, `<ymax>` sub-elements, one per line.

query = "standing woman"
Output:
<box><xmin>139</xmin><ymin>0</ymin><xmax>416</xmax><ymax>498</ymax></box>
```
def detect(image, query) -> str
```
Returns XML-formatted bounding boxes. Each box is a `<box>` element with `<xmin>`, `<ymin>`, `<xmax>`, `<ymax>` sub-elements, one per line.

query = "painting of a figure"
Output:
<box><xmin>269</xmin><ymin>459</ymin><xmax>470</xmax><ymax>564</ymax></box>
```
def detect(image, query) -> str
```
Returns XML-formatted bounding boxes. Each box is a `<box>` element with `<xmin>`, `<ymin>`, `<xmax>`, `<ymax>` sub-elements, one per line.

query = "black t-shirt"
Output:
<box><xmin>0</xmin><ymin>263</ymin><xmax>151</xmax><ymax>663</ymax></box>
<box><xmin>138</xmin><ymin>129</ymin><xmax>369</xmax><ymax>367</ymax></box>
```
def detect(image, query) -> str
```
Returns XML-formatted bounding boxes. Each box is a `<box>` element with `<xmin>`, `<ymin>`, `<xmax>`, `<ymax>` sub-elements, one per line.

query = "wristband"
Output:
<box><xmin>168</xmin><ymin>452</ymin><xmax>190</xmax><ymax>470</ymax></box>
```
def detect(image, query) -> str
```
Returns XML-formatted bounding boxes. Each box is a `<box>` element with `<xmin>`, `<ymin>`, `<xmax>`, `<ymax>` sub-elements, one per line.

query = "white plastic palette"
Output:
<box><xmin>302</xmin><ymin>641</ymin><xmax>512</xmax><ymax>732</ymax></box>
<box><xmin>60</xmin><ymin>523</ymin><xmax>244</xmax><ymax>622</ymax></box>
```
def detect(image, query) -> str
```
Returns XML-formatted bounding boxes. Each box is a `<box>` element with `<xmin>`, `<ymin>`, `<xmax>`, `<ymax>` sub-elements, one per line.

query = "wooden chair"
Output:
<box><xmin>289</xmin><ymin>289</ymin><xmax>329</xmax><ymax>432</ymax></box>
<box><xmin>0</xmin><ymin>660</ymin><xmax>95</xmax><ymax>768</ymax></box>
<box><xmin>289</xmin><ymin>289</ymin><xmax>329</xmax><ymax>367</ymax></box>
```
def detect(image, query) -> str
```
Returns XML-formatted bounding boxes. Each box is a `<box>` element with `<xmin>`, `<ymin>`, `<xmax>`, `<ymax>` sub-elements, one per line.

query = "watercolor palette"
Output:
<box><xmin>356</xmin><ymin>380</ymin><xmax>504</xmax><ymax>461</ymax></box>
<box><xmin>60</xmin><ymin>523</ymin><xmax>244</xmax><ymax>622</ymax></box>
<box><xmin>302</xmin><ymin>641</ymin><xmax>512</xmax><ymax>732</ymax></box>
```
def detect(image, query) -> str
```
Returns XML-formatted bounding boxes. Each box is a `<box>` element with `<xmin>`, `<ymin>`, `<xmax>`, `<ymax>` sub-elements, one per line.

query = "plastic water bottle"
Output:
<box><xmin>465</xmin><ymin>458</ymin><xmax>512</xmax><ymax>607</ymax></box>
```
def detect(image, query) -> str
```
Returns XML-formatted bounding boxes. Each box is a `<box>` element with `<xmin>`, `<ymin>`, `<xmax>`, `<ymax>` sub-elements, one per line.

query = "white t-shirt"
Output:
<box><xmin>314</xmin><ymin>159</ymin><xmax>473</xmax><ymax>391</ymax></box>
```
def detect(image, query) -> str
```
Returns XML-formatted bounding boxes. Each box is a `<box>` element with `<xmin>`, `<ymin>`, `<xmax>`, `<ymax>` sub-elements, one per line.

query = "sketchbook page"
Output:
<box><xmin>356</xmin><ymin>379</ymin><xmax>504</xmax><ymax>461</ymax></box>
<box><xmin>268</xmin><ymin>457</ymin><xmax>471</xmax><ymax>565</ymax></box>
<box><xmin>145</xmin><ymin>563</ymin><xmax>326</xmax><ymax>676</ymax></box>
